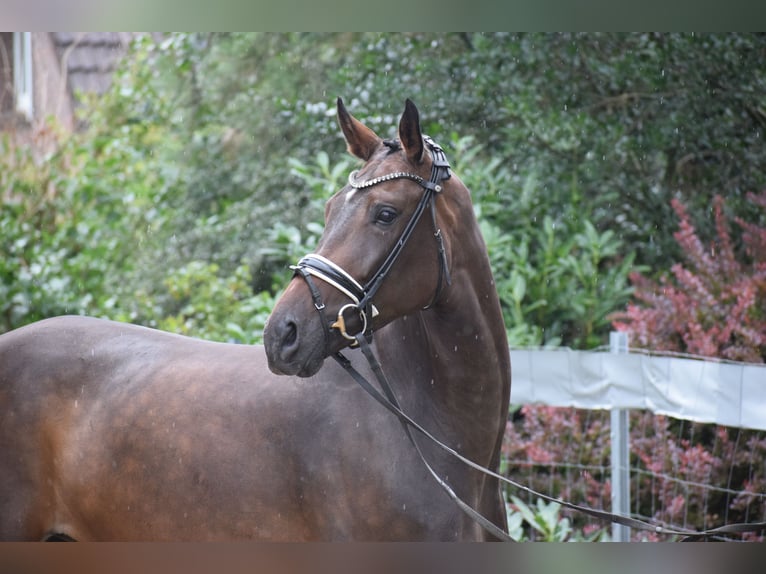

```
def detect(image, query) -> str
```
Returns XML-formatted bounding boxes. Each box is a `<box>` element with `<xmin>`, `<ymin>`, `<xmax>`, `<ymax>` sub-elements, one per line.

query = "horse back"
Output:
<box><xmin>0</xmin><ymin>316</ymin><xmax>299</xmax><ymax>540</ymax></box>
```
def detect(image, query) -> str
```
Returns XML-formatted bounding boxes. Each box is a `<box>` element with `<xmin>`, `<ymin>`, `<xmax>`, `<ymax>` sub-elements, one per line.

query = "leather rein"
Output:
<box><xmin>290</xmin><ymin>138</ymin><xmax>766</xmax><ymax>542</ymax></box>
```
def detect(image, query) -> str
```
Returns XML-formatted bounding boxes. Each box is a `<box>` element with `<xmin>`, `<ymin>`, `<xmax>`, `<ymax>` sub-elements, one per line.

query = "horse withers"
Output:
<box><xmin>0</xmin><ymin>98</ymin><xmax>511</xmax><ymax>541</ymax></box>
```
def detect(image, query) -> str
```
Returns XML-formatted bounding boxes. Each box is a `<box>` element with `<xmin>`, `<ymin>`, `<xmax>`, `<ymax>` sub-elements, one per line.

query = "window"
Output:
<box><xmin>13</xmin><ymin>32</ymin><xmax>33</xmax><ymax>119</ymax></box>
<box><xmin>0</xmin><ymin>32</ymin><xmax>33</xmax><ymax>120</ymax></box>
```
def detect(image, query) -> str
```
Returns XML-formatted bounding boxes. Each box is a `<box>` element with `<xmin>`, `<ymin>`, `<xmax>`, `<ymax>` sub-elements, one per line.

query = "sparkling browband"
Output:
<box><xmin>348</xmin><ymin>170</ymin><xmax>425</xmax><ymax>190</ymax></box>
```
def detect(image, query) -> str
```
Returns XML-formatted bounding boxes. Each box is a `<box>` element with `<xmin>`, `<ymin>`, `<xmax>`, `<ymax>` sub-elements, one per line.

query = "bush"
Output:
<box><xmin>113</xmin><ymin>261</ymin><xmax>277</xmax><ymax>344</ymax></box>
<box><xmin>0</xmin><ymin>121</ymin><xmax>164</xmax><ymax>331</ymax></box>
<box><xmin>8</xmin><ymin>32</ymin><xmax>764</xmax><ymax>349</ymax></box>
<box><xmin>506</xmin><ymin>494</ymin><xmax>609</xmax><ymax>542</ymax></box>
<box><xmin>502</xmin><ymin>192</ymin><xmax>766</xmax><ymax>541</ymax></box>
<box><xmin>452</xmin><ymin>135</ymin><xmax>636</xmax><ymax>348</ymax></box>
<box><xmin>504</xmin><ymin>405</ymin><xmax>766</xmax><ymax>541</ymax></box>
<box><xmin>612</xmin><ymin>191</ymin><xmax>766</xmax><ymax>362</ymax></box>
<box><xmin>107</xmin><ymin>32</ymin><xmax>766</xmax><ymax>308</ymax></box>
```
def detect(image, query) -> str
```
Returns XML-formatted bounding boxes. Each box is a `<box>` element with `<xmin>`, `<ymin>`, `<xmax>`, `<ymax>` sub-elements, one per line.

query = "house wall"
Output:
<box><xmin>2</xmin><ymin>32</ymin><xmax>145</xmax><ymax>151</ymax></box>
<box><xmin>32</xmin><ymin>32</ymin><xmax>75</xmax><ymax>131</ymax></box>
<box><xmin>1</xmin><ymin>33</ymin><xmax>18</xmax><ymax>123</ymax></box>
<box><xmin>0</xmin><ymin>32</ymin><xmax>73</xmax><ymax>146</ymax></box>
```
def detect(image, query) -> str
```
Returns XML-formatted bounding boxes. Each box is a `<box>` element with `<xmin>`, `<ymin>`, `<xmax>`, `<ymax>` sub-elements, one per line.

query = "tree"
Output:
<box><xmin>4</xmin><ymin>33</ymin><xmax>765</xmax><ymax>351</ymax></box>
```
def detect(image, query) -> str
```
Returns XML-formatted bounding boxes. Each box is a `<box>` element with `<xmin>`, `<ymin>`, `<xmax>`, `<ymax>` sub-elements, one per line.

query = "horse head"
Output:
<box><xmin>264</xmin><ymin>98</ymin><xmax>461</xmax><ymax>377</ymax></box>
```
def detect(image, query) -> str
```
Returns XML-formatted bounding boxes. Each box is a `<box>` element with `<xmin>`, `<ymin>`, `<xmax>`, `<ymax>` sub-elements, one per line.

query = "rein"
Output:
<box><xmin>334</xmin><ymin>335</ymin><xmax>766</xmax><ymax>542</ymax></box>
<box><xmin>291</xmin><ymin>136</ymin><xmax>766</xmax><ymax>541</ymax></box>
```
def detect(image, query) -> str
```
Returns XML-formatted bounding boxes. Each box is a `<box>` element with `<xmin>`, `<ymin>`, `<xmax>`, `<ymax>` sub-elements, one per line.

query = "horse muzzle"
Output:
<box><xmin>263</xmin><ymin>293</ymin><xmax>328</xmax><ymax>378</ymax></box>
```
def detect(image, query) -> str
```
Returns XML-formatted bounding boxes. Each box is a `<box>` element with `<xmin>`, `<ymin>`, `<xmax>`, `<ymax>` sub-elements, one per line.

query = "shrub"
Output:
<box><xmin>113</xmin><ymin>261</ymin><xmax>277</xmax><ymax>344</ymax></box>
<box><xmin>506</xmin><ymin>494</ymin><xmax>610</xmax><ymax>542</ymax></box>
<box><xmin>612</xmin><ymin>192</ymin><xmax>766</xmax><ymax>362</ymax></box>
<box><xmin>0</xmin><ymin>123</ymin><xmax>159</xmax><ymax>331</ymax></box>
<box><xmin>504</xmin><ymin>405</ymin><xmax>766</xmax><ymax>541</ymax></box>
<box><xmin>452</xmin><ymin>135</ymin><xmax>636</xmax><ymax>348</ymax></box>
<box><xmin>503</xmin><ymin>192</ymin><xmax>766</xmax><ymax>541</ymax></box>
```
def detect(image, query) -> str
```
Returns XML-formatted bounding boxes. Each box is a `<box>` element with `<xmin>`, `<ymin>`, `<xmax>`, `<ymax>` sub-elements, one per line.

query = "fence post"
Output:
<box><xmin>609</xmin><ymin>331</ymin><xmax>631</xmax><ymax>542</ymax></box>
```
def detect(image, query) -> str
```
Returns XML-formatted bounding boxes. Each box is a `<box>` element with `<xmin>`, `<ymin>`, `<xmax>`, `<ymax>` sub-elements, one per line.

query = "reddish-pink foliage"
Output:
<box><xmin>504</xmin><ymin>406</ymin><xmax>766</xmax><ymax>540</ymax></box>
<box><xmin>737</xmin><ymin>191</ymin><xmax>766</xmax><ymax>262</ymax></box>
<box><xmin>503</xmin><ymin>193</ymin><xmax>766</xmax><ymax>540</ymax></box>
<box><xmin>503</xmin><ymin>405</ymin><xmax>612</xmax><ymax>528</ymax></box>
<box><xmin>612</xmin><ymin>192</ymin><xmax>766</xmax><ymax>363</ymax></box>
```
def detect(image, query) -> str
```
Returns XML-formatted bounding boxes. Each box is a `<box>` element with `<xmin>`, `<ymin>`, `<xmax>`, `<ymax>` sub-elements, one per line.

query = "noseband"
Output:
<box><xmin>291</xmin><ymin>136</ymin><xmax>452</xmax><ymax>348</ymax></box>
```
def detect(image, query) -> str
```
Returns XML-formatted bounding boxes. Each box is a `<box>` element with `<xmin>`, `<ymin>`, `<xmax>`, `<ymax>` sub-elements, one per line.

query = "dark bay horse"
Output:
<box><xmin>0</xmin><ymin>98</ymin><xmax>511</xmax><ymax>541</ymax></box>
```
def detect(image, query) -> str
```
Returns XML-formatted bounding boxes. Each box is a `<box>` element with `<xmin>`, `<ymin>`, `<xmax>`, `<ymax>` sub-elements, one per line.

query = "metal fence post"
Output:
<box><xmin>610</xmin><ymin>331</ymin><xmax>631</xmax><ymax>542</ymax></box>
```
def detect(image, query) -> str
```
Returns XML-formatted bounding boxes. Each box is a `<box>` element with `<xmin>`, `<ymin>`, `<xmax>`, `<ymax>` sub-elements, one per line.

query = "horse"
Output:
<box><xmin>0</xmin><ymin>98</ymin><xmax>511</xmax><ymax>541</ymax></box>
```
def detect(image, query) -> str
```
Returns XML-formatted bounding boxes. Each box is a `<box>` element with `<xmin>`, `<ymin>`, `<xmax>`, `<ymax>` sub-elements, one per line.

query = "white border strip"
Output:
<box><xmin>509</xmin><ymin>348</ymin><xmax>766</xmax><ymax>431</ymax></box>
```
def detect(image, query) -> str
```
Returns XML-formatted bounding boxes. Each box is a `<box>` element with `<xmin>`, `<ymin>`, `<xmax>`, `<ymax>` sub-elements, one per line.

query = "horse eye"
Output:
<box><xmin>375</xmin><ymin>207</ymin><xmax>398</xmax><ymax>225</ymax></box>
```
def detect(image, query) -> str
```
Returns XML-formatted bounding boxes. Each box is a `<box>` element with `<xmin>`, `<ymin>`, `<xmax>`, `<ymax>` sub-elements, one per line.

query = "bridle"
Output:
<box><xmin>291</xmin><ymin>135</ymin><xmax>451</xmax><ymax>349</ymax></box>
<box><xmin>289</xmin><ymin>137</ymin><xmax>766</xmax><ymax>541</ymax></box>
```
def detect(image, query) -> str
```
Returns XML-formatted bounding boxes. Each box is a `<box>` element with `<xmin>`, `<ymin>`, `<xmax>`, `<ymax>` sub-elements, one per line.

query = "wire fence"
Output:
<box><xmin>504</xmin><ymin>409</ymin><xmax>766</xmax><ymax>541</ymax></box>
<box><xmin>503</xmin><ymin>339</ymin><xmax>766</xmax><ymax>541</ymax></box>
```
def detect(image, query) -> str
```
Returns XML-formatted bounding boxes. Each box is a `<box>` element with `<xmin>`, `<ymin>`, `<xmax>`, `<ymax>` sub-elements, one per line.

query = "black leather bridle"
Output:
<box><xmin>291</xmin><ymin>135</ymin><xmax>451</xmax><ymax>350</ymax></box>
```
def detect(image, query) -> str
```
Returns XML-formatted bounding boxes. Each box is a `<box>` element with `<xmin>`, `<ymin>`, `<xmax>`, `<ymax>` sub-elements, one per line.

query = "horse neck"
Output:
<box><xmin>375</xmin><ymin>216</ymin><xmax>511</xmax><ymax>466</ymax></box>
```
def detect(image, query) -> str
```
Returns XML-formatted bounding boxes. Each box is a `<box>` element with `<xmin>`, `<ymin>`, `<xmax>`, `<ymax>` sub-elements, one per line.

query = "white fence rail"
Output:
<box><xmin>509</xmin><ymin>342</ymin><xmax>766</xmax><ymax>431</ymax></box>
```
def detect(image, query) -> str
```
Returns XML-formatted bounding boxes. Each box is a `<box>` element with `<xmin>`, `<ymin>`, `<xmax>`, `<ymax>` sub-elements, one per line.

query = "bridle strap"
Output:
<box><xmin>291</xmin><ymin>265</ymin><xmax>331</xmax><ymax>352</ymax></box>
<box><xmin>354</xmin><ymin>135</ymin><xmax>451</xmax><ymax>323</ymax></box>
<box><xmin>348</xmin><ymin>170</ymin><xmax>424</xmax><ymax>189</ymax></box>
<box><xmin>293</xmin><ymin>254</ymin><xmax>367</xmax><ymax>305</ymax></box>
<box><xmin>356</xmin><ymin>184</ymin><xmax>437</xmax><ymax>317</ymax></box>
<box><xmin>334</xmin><ymin>336</ymin><xmax>766</xmax><ymax>542</ymax></box>
<box><xmin>424</xmin><ymin>195</ymin><xmax>451</xmax><ymax>310</ymax></box>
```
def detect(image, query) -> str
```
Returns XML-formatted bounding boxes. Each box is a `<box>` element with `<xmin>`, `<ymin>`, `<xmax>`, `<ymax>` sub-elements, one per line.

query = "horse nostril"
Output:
<box><xmin>283</xmin><ymin>320</ymin><xmax>298</xmax><ymax>349</ymax></box>
<box><xmin>264</xmin><ymin>315</ymin><xmax>304</xmax><ymax>374</ymax></box>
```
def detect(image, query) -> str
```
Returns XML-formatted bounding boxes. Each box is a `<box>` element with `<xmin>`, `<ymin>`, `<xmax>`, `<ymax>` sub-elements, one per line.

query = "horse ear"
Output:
<box><xmin>398</xmin><ymin>98</ymin><xmax>424</xmax><ymax>164</ymax></box>
<box><xmin>337</xmin><ymin>97</ymin><xmax>381</xmax><ymax>161</ymax></box>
